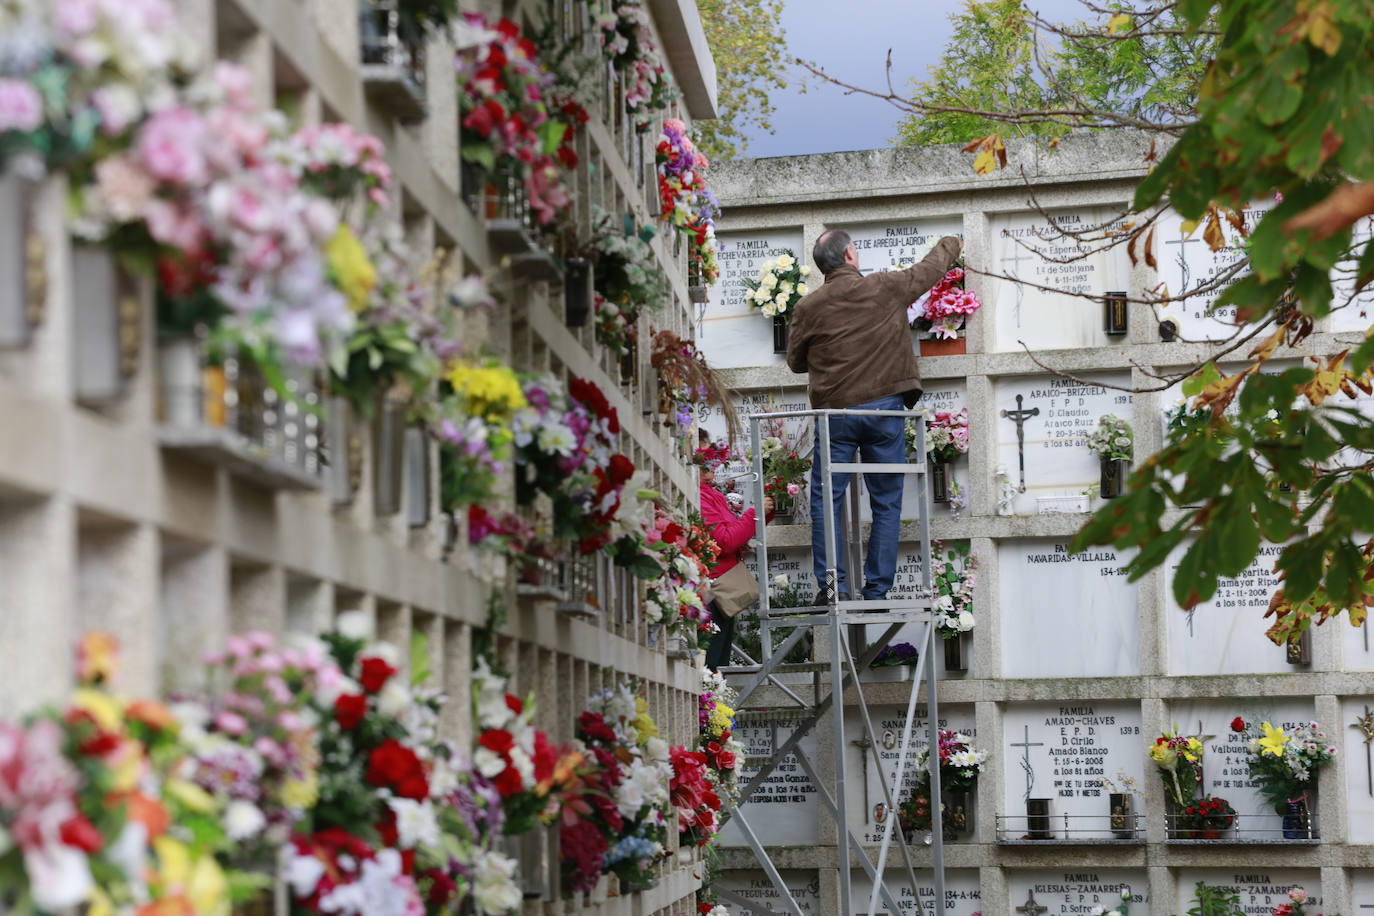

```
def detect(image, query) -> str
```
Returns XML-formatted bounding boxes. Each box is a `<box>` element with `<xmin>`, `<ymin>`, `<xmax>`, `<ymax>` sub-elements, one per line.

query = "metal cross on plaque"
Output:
<box><xmin>1010</xmin><ymin>724</ymin><xmax>1045</xmax><ymax>802</ymax></box>
<box><xmin>852</xmin><ymin>734</ymin><xmax>874</xmax><ymax>821</ymax></box>
<box><xmin>1164</xmin><ymin>229</ymin><xmax>1205</xmax><ymax>294</ymax></box>
<box><xmin>1001</xmin><ymin>237</ymin><xmax>1039</xmax><ymax>328</ymax></box>
<box><xmin>1017</xmin><ymin>889</ymin><xmax>1048</xmax><ymax>916</ymax></box>
<box><xmin>1352</xmin><ymin>705</ymin><xmax>1374</xmax><ymax>797</ymax></box>
<box><xmin>1000</xmin><ymin>394</ymin><xmax>1039</xmax><ymax>493</ymax></box>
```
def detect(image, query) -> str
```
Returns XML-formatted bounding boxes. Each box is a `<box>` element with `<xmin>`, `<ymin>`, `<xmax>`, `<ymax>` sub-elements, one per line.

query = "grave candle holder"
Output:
<box><xmin>1285</xmin><ymin>629</ymin><xmax>1312</xmax><ymax>666</ymax></box>
<box><xmin>1099</xmin><ymin>457</ymin><xmax>1130</xmax><ymax>499</ymax></box>
<box><xmin>1109</xmin><ymin>793</ymin><xmax>1136</xmax><ymax>839</ymax></box>
<box><xmin>943</xmin><ymin>631</ymin><xmax>968</xmax><ymax>672</ymax></box>
<box><xmin>930</xmin><ymin>461</ymin><xmax>950</xmax><ymax>503</ymax></box>
<box><xmin>372</xmin><ymin>396</ymin><xmax>407</xmax><ymax>516</ymax></box>
<box><xmin>1026</xmin><ymin>798</ymin><xmax>1053</xmax><ymax>839</ymax></box>
<box><xmin>1102</xmin><ymin>291</ymin><xmax>1128</xmax><ymax>336</ymax></box>
<box><xmin>772</xmin><ymin>314</ymin><xmax>789</xmax><ymax>353</ymax></box>
<box><xmin>563</xmin><ymin>256</ymin><xmax>593</xmax><ymax>328</ymax></box>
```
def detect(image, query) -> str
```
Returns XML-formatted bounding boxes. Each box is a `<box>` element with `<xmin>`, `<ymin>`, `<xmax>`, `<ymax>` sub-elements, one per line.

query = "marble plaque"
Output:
<box><xmin>1153</xmin><ymin>201</ymin><xmax>1276</xmax><ymax>341</ymax></box>
<box><xmin>1174</xmin><ymin>870</ymin><xmax>1320</xmax><ymax>916</ymax></box>
<box><xmin>1165</xmin><ymin>698</ymin><xmax>1314</xmax><ymax>826</ymax></box>
<box><xmin>718</xmin><ymin>712</ymin><xmax>821</xmax><ymax>847</ymax></box>
<box><xmin>1007</xmin><ymin>870</ymin><xmax>1146</xmax><ymax>916</ymax></box>
<box><xmin>1165</xmin><ymin>541</ymin><xmax>1291</xmax><ymax>675</ymax></box>
<box><xmin>842</xmin><ymin>704</ymin><xmax>976</xmax><ymax>844</ymax></box>
<box><xmin>703</xmin><ymin>229</ymin><xmax>805</xmax><ymax>369</ymax></box>
<box><xmin>717</xmin><ymin>869</ymin><xmax>822</xmax><ymax>915</ymax></box>
<box><xmin>843</xmin><ymin>218</ymin><xmax>965</xmax><ymax>276</ymax></box>
<box><xmin>1341</xmin><ymin>696</ymin><xmax>1374</xmax><ymax>844</ymax></box>
<box><xmin>1353</xmin><ymin>867</ymin><xmax>1374</xmax><ymax>915</ymax></box>
<box><xmin>994</xmin><ymin>373</ymin><xmax>1134</xmax><ymax>516</ymax></box>
<box><xmin>1324</xmin><ymin>213</ymin><xmax>1373</xmax><ymax>333</ymax></box>
<box><xmin>1001</xmin><ymin>703</ymin><xmax>1144</xmax><ymax>839</ymax></box>
<box><xmin>1344</xmin><ymin>621</ymin><xmax>1374</xmax><ymax>671</ymax></box>
<box><xmin>989</xmin><ymin>208</ymin><xmax>1131</xmax><ymax>352</ymax></box>
<box><xmin>999</xmin><ymin>539</ymin><xmax>1139</xmax><ymax>678</ymax></box>
<box><xmin>849</xmin><ymin>868</ymin><xmax>982</xmax><ymax>916</ymax></box>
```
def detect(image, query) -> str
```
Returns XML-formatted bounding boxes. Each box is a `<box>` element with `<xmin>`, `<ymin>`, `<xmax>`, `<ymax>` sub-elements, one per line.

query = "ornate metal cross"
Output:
<box><xmin>1352</xmin><ymin>705</ymin><xmax>1374</xmax><ymax>797</ymax></box>
<box><xmin>1000</xmin><ymin>237</ymin><xmax>1039</xmax><ymax>328</ymax></box>
<box><xmin>1017</xmin><ymin>889</ymin><xmax>1048</xmax><ymax>916</ymax></box>
<box><xmin>852</xmin><ymin>734</ymin><xmax>873</xmax><ymax>821</ymax></box>
<box><xmin>1010</xmin><ymin>724</ymin><xmax>1044</xmax><ymax>802</ymax></box>
<box><xmin>1164</xmin><ymin>229</ymin><xmax>1205</xmax><ymax>294</ymax></box>
<box><xmin>1000</xmin><ymin>394</ymin><xmax>1039</xmax><ymax>493</ymax></box>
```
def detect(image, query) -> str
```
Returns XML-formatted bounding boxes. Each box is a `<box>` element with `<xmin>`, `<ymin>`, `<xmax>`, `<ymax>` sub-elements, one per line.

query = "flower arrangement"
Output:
<box><xmin>908</xmin><ymin>407</ymin><xmax>970</xmax><ymax>465</ymax></box>
<box><xmin>1272</xmin><ymin>886</ymin><xmax>1321</xmax><ymax>916</ymax></box>
<box><xmin>692</xmin><ymin>438</ymin><xmax>735</xmax><ymax>470</ymax></box>
<box><xmin>909</xmin><ymin>263</ymin><xmax>981</xmax><ymax>339</ymax></box>
<box><xmin>1232</xmin><ymin>716</ymin><xmax>1336</xmax><ymax>813</ymax></box>
<box><xmin>671</xmin><ymin>745</ymin><xmax>720</xmax><ymax>847</ymax></box>
<box><xmin>871</xmin><ymin>642</ymin><xmax>921</xmax><ymax>669</ymax></box>
<box><xmin>594</xmin><ymin>293</ymin><xmax>636</xmax><ymax>356</ymax></box>
<box><xmin>656</xmin><ymin>119</ymin><xmax>719</xmax><ymax>263</ymax></box>
<box><xmin>435</xmin><ymin>360</ymin><xmax>526</xmax><ymax>510</ymax></box>
<box><xmin>742</xmin><ymin>251</ymin><xmax>810</xmax><ymax>323</ymax></box>
<box><xmin>650</xmin><ymin>329</ymin><xmax>739</xmax><ymax>449</ymax></box>
<box><xmin>588</xmin><ymin>205</ymin><xmax>670</xmax><ymax>353</ymax></box>
<box><xmin>750</xmin><ymin>420</ymin><xmax>811</xmax><ymax>516</ymax></box>
<box><xmin>1147</xmin><ymin>726</ymin><xmax>1204</xmax><ymax>808</ymax></box>
<box><xmin>931</xmin><ymin>541</ymin><xmax>977</xmax><ymax>640</ymax></box>
<box><xmin>470</xmin><ymin>657</ymin><xmax>560</xmax><ymax>834</ymax></box>
<box><xmin>898</xmin><ymin>730</ymin><xmax>989</xmax><ymax>833</ymax></box>
<box><xmin>697</xmin><ymin>667</ymin><xmax>742</xmax><ymax>818</ymax></box>
<box><xmin>591</xmin><ymin>0</ymin><xmax>673</xmax><ymax>128</ymax></box>
<box><xmin>455</xmin><ymin>13</ymin><xmax>572</xmax><ymax>226</ymax></box>
<box><xmin>1179</xmin><ymin>794</ymin><xmax>1236</xmax><ymax>833</ymax></box>
<box><xmin>1089</xmin><ymin>888</ymin><xmax>1134</xmax><ymax>916</ymax></box>
<box><xmin>1086</xmin><ymin>414</ymin><xmax>1133</xmax><ymax>462</ymax></box>
<box><xmin>640</xmin><ymin>506</ymin><xmax>715</xmax><ymax>648</ymax></box>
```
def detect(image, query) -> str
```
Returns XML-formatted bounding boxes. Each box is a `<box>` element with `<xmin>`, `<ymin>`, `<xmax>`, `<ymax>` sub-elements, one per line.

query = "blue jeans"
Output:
<box><xmin>809</xmin><ymin>394</ymin><xmax>906</xmax><ymax>601</ymax></box>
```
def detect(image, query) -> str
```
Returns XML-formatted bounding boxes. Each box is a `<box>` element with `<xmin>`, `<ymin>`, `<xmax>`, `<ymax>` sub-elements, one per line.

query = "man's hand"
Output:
<box><xmin>763</xmin><ymin>497</ymin><xmax>775</xmax><ymax>514</ymax></box>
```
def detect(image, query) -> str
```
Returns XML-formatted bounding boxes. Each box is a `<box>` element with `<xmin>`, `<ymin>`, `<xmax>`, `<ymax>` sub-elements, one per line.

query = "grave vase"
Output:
<box><xmin>372</xmin><ymin>396</ymin><xmax>406</xmax><ymax>516</ymax></box>
<box><xmin>941</xmin><ymin>788</ymin><xmax>972</xmax><ymax>841</ymax></box>
<box><xmin>158</xmin><ymin>335</ymin><xmax>202</xmax><ymax>428</ymax></box>
<box><xmin>772</xmin><ymin>314</ymin><xmax>789</xmax><ymax>353</ymax></box>
<box><xmin>1099</xmin><ymin>457</ymin><xmax>1130</xmax><ymax>499</ymax></box>
<box><xmin>1199</xmin><ymin>826</ymin><xmax>1223</xmax><ymax>839</ymax></box>
<box><xmin>918</xmin><ymin>335</ymin><xmax>966</xmax><ymax>357</ymax></box>
<box><xmin>930</xmin><ymin>461</ymin><xmax>950</xmax><ymax>503</ymax></box>
<box><xmin>404</xmin><ymin>425</ymin><xmax>430</xmax><ymax>528</ymax></box>
<box><xmin>1282</xmin><ymin>796</ymin><xmax>1313</xmax><ymax>839</ymax></box>
<box><xmin>325</xmin><ymin>396</ymin><xmax>361</xmax><ymax>506</ymax></box>
<box><xmin>1026</xmin><ymin>798</ymin><xmax>1053</xmax><ymax>839</ymax></box>
<box><xmin>942</xmin><ymin>631</ymin><xmax>968</xmax><ymax>672</ymax></box>
<box><xmin>563</xmin><ymin>257</ymin><xmax>593</xmax><ymax>328</ymax></box>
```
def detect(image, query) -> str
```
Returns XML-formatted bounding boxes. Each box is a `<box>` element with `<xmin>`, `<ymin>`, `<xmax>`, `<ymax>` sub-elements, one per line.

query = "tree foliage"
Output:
<box><xmin>803</xmin><ymin>0</ymin><xmax>1374</xmax><ymax>645</ymax></box>
<box><xmin>694</xmin><ymin>0</ymin><xmax>789</xmax><ymax>161</ymax></box>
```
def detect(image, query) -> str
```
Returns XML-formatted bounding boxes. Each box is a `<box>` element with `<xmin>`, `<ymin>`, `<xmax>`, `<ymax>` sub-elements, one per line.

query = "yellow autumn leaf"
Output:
<box><xmin>973</xmin><ymin>147</ymin><xmax>997</xmax><ymax>175</ymax></box>
<box><xmin>1107</xmin><ymin>13</ymin><xmax>1132</xmax><ymax>33</ymax></box>
<box><xmin>1302</xmin><ymin>1</ymin><xmax>1342</xmax><ymax>54</ymax></box>
<box><xmin>1179</xmin><ymin>219</ymin><xmax>1199</xmax><ymax>236</ymax></box>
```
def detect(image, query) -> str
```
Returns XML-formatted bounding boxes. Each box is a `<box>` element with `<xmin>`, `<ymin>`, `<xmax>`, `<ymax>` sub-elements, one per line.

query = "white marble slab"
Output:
<box><xmin>1000</xmin><ymin>702</ymin><xmax>1145</xmax><ymax>839</ymax></box>
<box><xmin>903</xmin><ymin>380</ymin><xmax>969</xmax><ymax>522</ymax></box>
<box><xmin>850</xmin><ymin>868</ymin><xmax>982</xmax><ymax>916</ymax></box>
<box><xmin>842</xmin><ymin>703</ymin><xmax>977</xmax><ymax>844</ymax></box>
<box><xmin>1343</xmin><ymin>620</ymin><xmax>1374</xmax><ymax>670</ymax></box>
<box><xmin>988</xmin><ymin>208</ymin><xmax>1131</xmax><ymax>352</ymax></box>
<box><xmin>1341</xmin><ymin>696</ymin><xmax>1374</xmax><ymax>843</ymax></box>
<box><xmin>1165</xmin><ymin>541</ymin><xmax>1294</xmax><ymax>675</ymax></box>
<box><xmin>843</xmin><ymin>217</ymin><xmax>965</xmax><ymax>276</ymax></box>
<box><xmin>717</xmin><ymin>713</ymin><xmax>821</xmax><ymax>847</ymax></box>
<box><xmin>1165</xmin><ymin>698</ymin><xmax>1315</xmax><ymax>826</ymax></box>
<box><xmin>703</xmin><ymin>228</ymin><xmax>805</xmax><ymax>369</ymax></box>
<box><xmin>717</xmin><ymin>869</ymin><xmax>822</xmax><ymax>915</ymax></box>
<box><xmin>999</xmin><ymin>539</ymin><xmax>1139</xmax><ymax>678</ymax></box>
<box><xmin>1324</xmin><ymin>214</ymin><xmax>1374</xmax><ymax>333</ymax></box>
<box><xmin>1152</xmin><ymin>202</ymin><xmax>1276</xmax><ymax>342</ymax></box>
<box><xmin>1353</xmin><ymin>867</ymin><xmax>1374</xmax><ymax>915</ymax></box>
<box><xmin>1173</xmin><ymin>869</ymin><xmax>1320</xmax><ymax>916</ymax></box>
<box><xmin>1007</xmin><ymin>870</ymin><xmax>1146</xmax><ymax>916</ymax></box>
<box><xmin>994</xmin><ymin>372</ymin><xmax>1134</xmax><ymax>516</ymax></box>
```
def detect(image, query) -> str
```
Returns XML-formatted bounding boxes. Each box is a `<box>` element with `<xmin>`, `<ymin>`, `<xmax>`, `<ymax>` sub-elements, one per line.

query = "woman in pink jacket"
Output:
<box><xmin>698</xmin><ymin>437</ymin><xmax>772</xmax><ymax>669</ymax></box>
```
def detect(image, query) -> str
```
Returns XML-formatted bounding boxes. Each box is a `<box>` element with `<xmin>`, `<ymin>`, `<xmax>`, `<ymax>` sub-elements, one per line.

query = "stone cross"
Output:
<box><xmin>1352</xmin><ymin>705</ymin><xmax>1374</xmax><ymax>797</ymax></box>
<box><xmin>1000</xmin><ymin>394</ymin><xmax>1040</xmax><ymax>493</ymax></box>
<box><xmin>1016</xmin><ymin>889</ymin><xmax>1048</xmax><ymax>916</ymax></box>
<box><xmin>1010</xmin><ymin>724</ymin><xmax>1045</xmax><ymax>802</ymax></box>
<box><xmin>1164</xmin><ymin>230</ymin><xmax>1204</xmax><ymax>294</ymax></box>
<box><xmin>1000</xmin><ymin>239</ymin><xmax>1039</xmax><ymax>328</ymax></box>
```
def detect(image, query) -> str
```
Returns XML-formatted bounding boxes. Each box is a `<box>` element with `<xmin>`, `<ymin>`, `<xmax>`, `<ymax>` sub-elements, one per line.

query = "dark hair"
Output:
<box><xmin>813</xmin><ymin>229</ymin><xmax>851</xmax><ymax>274</ymax></box>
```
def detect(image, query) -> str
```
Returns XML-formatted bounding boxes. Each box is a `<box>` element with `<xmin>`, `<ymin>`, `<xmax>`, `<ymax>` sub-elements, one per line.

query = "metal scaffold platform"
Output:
<box><xmin>715</xmin><ymin>408</ymin><xmax>946</xmax><ymax>916</ymax></box>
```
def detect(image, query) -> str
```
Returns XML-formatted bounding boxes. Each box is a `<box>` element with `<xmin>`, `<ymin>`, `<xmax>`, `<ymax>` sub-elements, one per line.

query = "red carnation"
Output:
<box><xmin>578</xmin><ymin>711</ymin><xmax>617</xmax><ymax>745</ymax></box>
<box><xmin>334</xmin><ymin>693</ymin><xmax>368</xmax><ymax>730</ymax></box>
<box><xmin>532</xmin><ymin>730</ymin><xmax>557</xmax><ymax>784</ymax></box>
<box><xmin>492</xmin><ymin>765</ymin><xmax>524</xmax><ymax>798</ymax></box>
<box><xmin>358</xmin><ymin>657</ymin><xmax>397</xmax><ymax>694</ymax></box>
<box><xmin>1230</xmin><ymin>716</ymin><xmax>1246</xmax><ymax>733</ymax></box>
<box><xmin>367</xmin><ymin>739</ymin><xmax>429</xmax><ymax>800</ymax></box>
<box><xmin>607</xmin><ymin>453</ymin><xmax>635</xmax><ymax>486</ymax></box>
<box><xmin>425</xmin><ymin>869</ymin><xmax>458</xmax><ymax>906</ymax></box>
<box><xmin>505</xmin><ymin>694</ymin><xmax>524</xmax><ymax>716</ymax></box>
<box><xmin>478</xmin><ymin>728</ymin><xmax>515</xmax><ymax>755</ymax></box>
<box><xmin>59</xmin><ymin>814</ymin><xmax>103</xmax><ymax>853</ymax></box>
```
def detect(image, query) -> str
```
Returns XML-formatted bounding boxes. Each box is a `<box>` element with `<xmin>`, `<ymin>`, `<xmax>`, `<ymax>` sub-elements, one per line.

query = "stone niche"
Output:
<box><xmin>998</xmin><ymin>538</ymin><xmax>1139</xmax><ymax>678</ymax></box>
<box><xmin>704</xmin><ymin>228</ymin><xmax>805</xmax><ymax>369</ymax></box>
<box><xmin>849</xmin><ymin>868</ymin><xmax>982</xmax><ymax>916</ymax></box>
<box><xmin>1000</xmin><ymin>702</ymin><xmax>1145</xmax><ymax>841</ymax></box>
<box><xmin>716</xmin><ymin>869</ymin><xmax>823</xmax><ymax>915</ymax></box>
<box><xmin>987</xmin><ymin>206</ymin><xmax>1131</xmax><ymax>353</ymax></box>
<box><xmin>1173</xmin><ymin>870</ymin><xmax>1320</xmax><ymax>916</ymax></box>
<box><xmin>842</xmin><ymin>217</ymin><xmax>964</xmax><ymax>276</ymax></box>
<box><xmin>1341</xmin><ymin>695</ymin><xmax>1374</xmax><ymax>844</ymax></box>
<box><xmin>1006</xmin><ymin>870</ymin><xmax>1146</xmax><ymax>916</ymax></box>
<box><xmin>717</xmin><ymin>712</ymin><xmax>821</xmax><ymax>848</ymax></box>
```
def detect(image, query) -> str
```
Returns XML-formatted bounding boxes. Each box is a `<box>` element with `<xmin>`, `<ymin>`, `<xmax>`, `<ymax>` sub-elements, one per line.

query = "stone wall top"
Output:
<box><xmin>711</xmin><ymin>132</ymin><xmax>1162</xmax><ymax>207</ymax></box>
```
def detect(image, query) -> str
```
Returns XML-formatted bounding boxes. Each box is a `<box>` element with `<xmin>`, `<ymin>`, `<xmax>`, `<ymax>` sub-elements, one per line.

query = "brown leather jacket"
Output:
<box><xmin>786</xmin><ymin>237</ymin><xmax>962</xmax><ymax>409</ymax></box>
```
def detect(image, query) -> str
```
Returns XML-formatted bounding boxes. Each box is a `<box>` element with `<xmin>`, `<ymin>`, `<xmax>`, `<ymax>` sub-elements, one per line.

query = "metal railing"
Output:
<box><xmin>359</xmin><ymin>1</ymin><xmax>426</xmax><ymax>89</ymax></box>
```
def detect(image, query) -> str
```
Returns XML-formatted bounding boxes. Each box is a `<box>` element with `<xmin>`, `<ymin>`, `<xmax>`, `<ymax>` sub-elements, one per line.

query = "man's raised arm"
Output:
<box><xmin>892</xmin><ymin>236</ymin><xmax>963</xmax><ymax>305</ymax></box>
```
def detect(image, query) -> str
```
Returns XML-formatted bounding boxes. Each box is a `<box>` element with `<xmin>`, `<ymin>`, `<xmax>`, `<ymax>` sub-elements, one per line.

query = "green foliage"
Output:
<box><xmin>694</xmin><ymin>0</ymin><xmax>789</xmax><ymax>161</ymax></box>
<box><xmin>1179</xmin><ymin>882</ymin><xmax>1245</xmax><ymax>916</ymax></box>
<box><xmin>894</xmin><ymin>0</ymin><xmax>1212</xmax><ymax>146</ymax></box>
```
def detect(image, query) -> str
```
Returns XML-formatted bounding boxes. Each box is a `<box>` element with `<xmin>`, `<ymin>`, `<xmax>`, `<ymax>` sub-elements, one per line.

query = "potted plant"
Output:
<box><xmin>1148</xmin><ymin>726</ymin><xmax>1205</xmax><ymax>838</ymax></box>
<box><xmin>742</xmin><ymin>250</ymin><xmax>810</xmax><ymax>354</ymax></box>
<box><xmin>898</xmin><ymin>730</ymin><xmax>987</xmax><ymax>841</ymax></box>
<box><xmin>1181</xmin><ymin>794</ymin><xmax>1236</xmax><ymax>838</ymax></box>
<box><xmin>1086</xmin><ymin>414</ymin><xmax>1133</xmax><ymax>499</ymax></box>
<box><xmin>908</xmin><ymin>408</ymin><xmax>969</xmax><ymax>504</ymax></box>
<box><xmin>1233</xmin><ymin>716</ymin><xmax>1334</xmax><ymax>839</ymax></box>
<box><xmin>867</xmin><ymin>641</ymin><xmax>921</xmax><ymax>681</ymax></box>
<box><xmin>907</xmin><ymin>259</ymin><xmax>981</xmax><ymax>356</ymax></box>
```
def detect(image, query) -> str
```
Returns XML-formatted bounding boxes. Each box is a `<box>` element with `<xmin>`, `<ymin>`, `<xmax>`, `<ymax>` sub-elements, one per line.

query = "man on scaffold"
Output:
<box><xmin>786</xmin><ymin>229</ymin><xmax>962</xmax><ymax>606</ymax></box>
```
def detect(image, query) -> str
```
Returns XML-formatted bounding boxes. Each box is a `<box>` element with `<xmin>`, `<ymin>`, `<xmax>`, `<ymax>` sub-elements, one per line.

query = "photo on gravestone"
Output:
<box><xmin>848</xmin><ymin>868</ymin><xmax>982</xmax><ymax>916</ymax></box>
<box><xmin>716</xmin><ymin>869</ymin><xmax>822</xmax><ymax>915</ymax></box>
<box><xmin>1165</xmin><ymin>540</ymin><xmax>1292</xmax><ymax>675</ymax></box>
<box><xmin>704</xmin><ymin>229</ymin><xmax>805</xmax><ymax>368</ymax></box>
<box><xmin>717</xmin><ymin>710</ymin><xmax>821</xmax><ymax>848</ymax></box>
<box><xmin>1006</xmin><ymin>869</ymin><xmax>1146</xmax><ymax>916</ymax></box>
<box><xmin>988</xmin><ymin>206</ymin><xmax>1131</xmax><ymax>353</ymax></box>
<box><xmin>1327</xmin><ymin>213</ymin><xmax>1374</xmax><ymax>333</ymax></box>
<box><xmin>1173</xmin><ymin>870</ymin><xmax>1320</xmax><ymax>916</ymax></box>
<box><xmin>995</xmin><ymin>373</ymin><xmax>1133</xmax><ymax>516</ymax></box>
<box><xmin>999</xmin><ymin>538</ymin><xmax>1139</xmax><ymax>679</ymax></box>
<box><xmin>843</xmin><ymin>218</ymin><xmax>965</xmax><ymax>277</ymax></box>
<box><xmin>1000</xmin><ymin>703</ymin><xmax>1145</xmax><ymax>841</ymax></box>
<box><xmin>841</xmin><ymin>704</ymin><xmax>976</xmax><ymax>845</ymax></box>
<box><xmin>1166</xmin><ymin>698</ymin><xmax>1317</xmax><ymax>836</ymax></box>
<box><xmin>1342</xmin><ymin>696</ymin><xmax>1374</xmax><ymax>844</ymax></box>
<box><xmin>1152</xmin><ymin>200</ymin><xmax>1277</xmax><ymax>342</ymax></box>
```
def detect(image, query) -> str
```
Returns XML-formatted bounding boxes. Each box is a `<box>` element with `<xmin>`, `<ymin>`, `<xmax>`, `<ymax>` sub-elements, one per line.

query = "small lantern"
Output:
<box><xmin>563</xmin><ymin>257</ymin><xmax>593</xmax><ymax>327</ymax></box>
<box><xmin>1159</xmin><ymin>318</ymin><xmax>1179</xmax><ymax>342</ymax></box>
<box><xmin>1026</xmin><ymin>798</ymin><xmax>1053</xmax><ymax>839</ymax></box>
<box><xmin>1285</xmin><ymin>629</ymin><xmax>1311</xmax><ymax>666</ymax></box>
<box><xmin>1103</xmin><ymin>291</ymin><xmax>1128</xmax><ymax>336</ymax></box>
<box><xmin>772</xmin><ymin>315</ymin><xmax>789</xmax><ymax>354</ymax></box>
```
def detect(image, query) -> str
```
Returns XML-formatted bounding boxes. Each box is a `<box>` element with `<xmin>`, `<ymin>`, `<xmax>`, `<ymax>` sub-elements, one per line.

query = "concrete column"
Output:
<box><xmin>78</xmin><ymin>521</ymin><xmax>159</xmax><ymax>698</ymax></box>
<box><xmin>0</xmin><ymin>496</ymin><xmax>75</xmax><ymax>716</ymax></box>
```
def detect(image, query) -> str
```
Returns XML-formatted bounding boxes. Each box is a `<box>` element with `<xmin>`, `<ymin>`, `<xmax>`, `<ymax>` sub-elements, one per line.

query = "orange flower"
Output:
<box><xmin>78</xmin><ymin>632</ymin><xmax>120</xmax><ymax>686</ymax></box>
<box><xmin>127</xmin><ymin>699</ymin><xmax>177</xmax><ymax>733</ymax></box>
<box><xmin>121</xmin><ymin>791</ymin><xmax>171</xmax><ymax>839</ymax></box>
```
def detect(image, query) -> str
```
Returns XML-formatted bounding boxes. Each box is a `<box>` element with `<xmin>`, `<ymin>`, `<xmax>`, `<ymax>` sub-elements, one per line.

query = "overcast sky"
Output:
<box><xmin>739</xmin><ymin>0</ymin><xmax>1089</xmax><ymax>158</ymax></box>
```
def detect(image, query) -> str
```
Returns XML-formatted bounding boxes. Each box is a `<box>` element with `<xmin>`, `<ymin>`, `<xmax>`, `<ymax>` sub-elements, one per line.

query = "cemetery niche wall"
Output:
<box><xmin>701</xmin><ymin>138</ymin><xmax>1371</xmax><ymax>916</ymax></box>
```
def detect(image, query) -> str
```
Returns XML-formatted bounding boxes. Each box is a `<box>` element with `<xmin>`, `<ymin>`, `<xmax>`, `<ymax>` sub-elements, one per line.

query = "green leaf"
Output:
<box><xmin>1181</xmin><ymin>362</ymin><xmax>1222</xmax><ymax>397</ymax></box>
<box><xmin>461</xmin><ymin>142</ymin><xmax>495</xmax><ymax>172</ymax></box>
<box><xmin>1323</xmin><ymin>540</ymin><xmax>1363</xmax><ymax>606</ymax></box>
<box><xmin>1172</xmin><ymin>536</ymin><xmax>1218</xmax><ymax>608</ymax></box>
<box><xmin>410</xmin><ymin>630</ymin><xmax>431</xmax><ymax>686</ymax></box>
<box><xmin>1211</xmin><ymin>498</ymin><xmax>1260</xmax><ymax>577</ymax></box>
<box><xmin>1276</xmin><ymin>536</ymin><xmax>1326</xmax><ymax>602</ymax></box>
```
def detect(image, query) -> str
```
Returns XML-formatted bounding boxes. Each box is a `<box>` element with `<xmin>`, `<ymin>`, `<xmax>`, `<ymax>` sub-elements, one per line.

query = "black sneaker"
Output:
<box><xmin>811</xmin><ymin>590</ymin><xmax>850</xmax><ymax>606</ymax></box>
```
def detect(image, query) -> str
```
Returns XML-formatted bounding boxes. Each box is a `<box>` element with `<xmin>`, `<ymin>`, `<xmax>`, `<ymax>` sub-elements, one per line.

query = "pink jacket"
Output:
<box><xmin>699</xmin><ymin>484</ymin><xmax>758</xmax><ymax>577</ymax></box>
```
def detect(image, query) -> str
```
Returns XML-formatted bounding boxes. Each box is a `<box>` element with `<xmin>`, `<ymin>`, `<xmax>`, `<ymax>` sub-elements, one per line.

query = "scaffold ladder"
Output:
<box><xmin>716</xmin><ymin>408</ymin><xmax>944</xmax><ymax>916</ymax></box>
